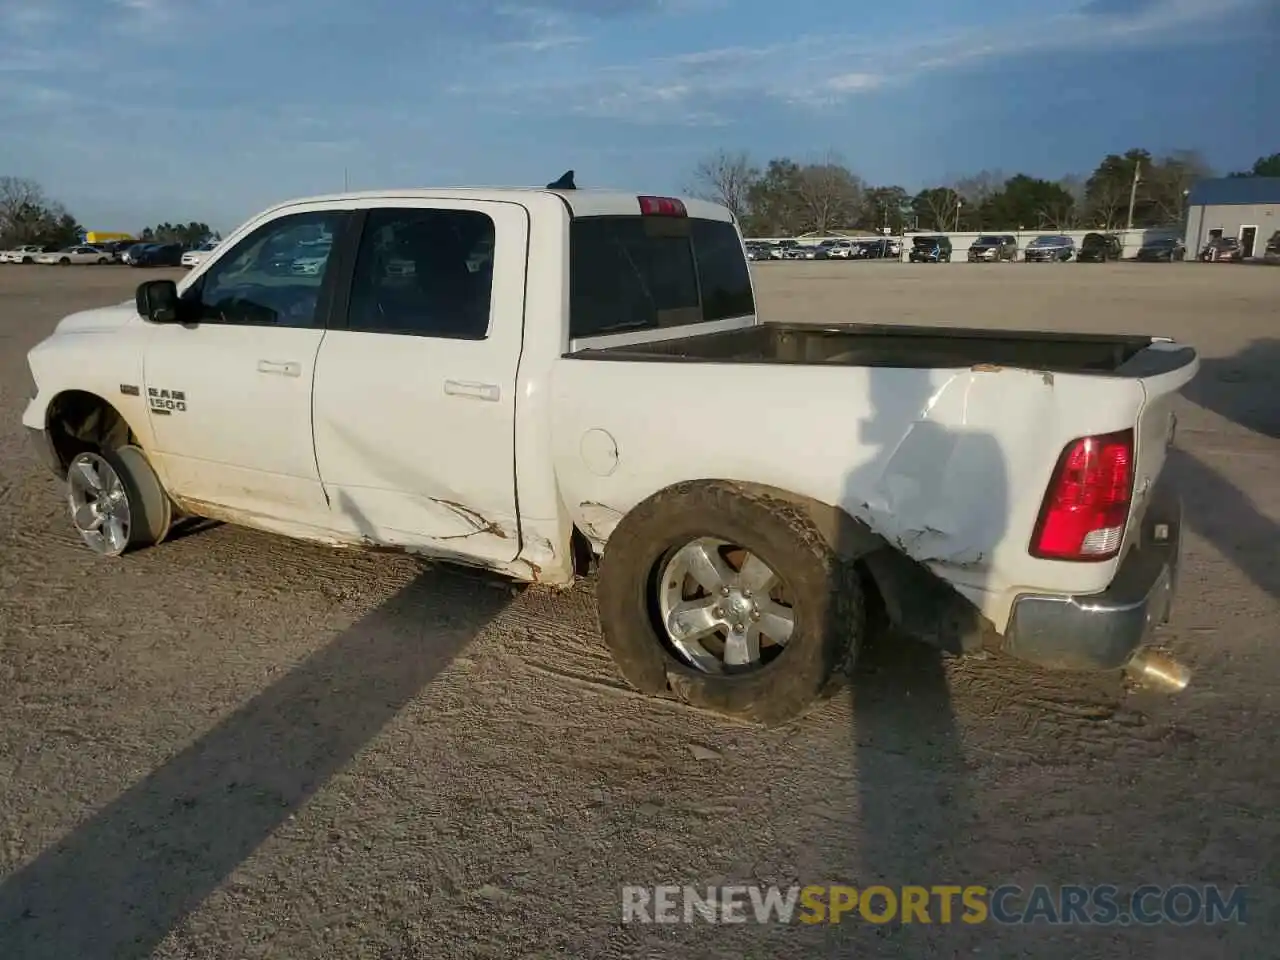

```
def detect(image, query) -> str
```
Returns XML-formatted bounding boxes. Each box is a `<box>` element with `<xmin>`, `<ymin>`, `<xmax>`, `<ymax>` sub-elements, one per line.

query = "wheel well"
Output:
<box><xmin>686</xmin><ymin>480</ymin><xmax>995</xmax><ymax>656</ymax></box>
<box><xmin>44</xmin><ymin>391</ymin><xmax>138</xmax><ymax>475</ymax></box>
<box><xmin>570</xmin><ymin>525</ymin><xmax>597</xmax><ymax>577</ymax></box>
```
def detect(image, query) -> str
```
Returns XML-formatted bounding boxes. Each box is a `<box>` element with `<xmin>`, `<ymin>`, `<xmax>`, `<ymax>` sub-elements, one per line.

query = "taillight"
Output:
<box><xmin>1031</xmin><ymin>429</ymin><xmax>1134</xmax><ymax>561</ymax></box>
<box><xmin>637</xmin><ymin>196</ymin><xmax>687</xmax><ymax>217</ymax></box>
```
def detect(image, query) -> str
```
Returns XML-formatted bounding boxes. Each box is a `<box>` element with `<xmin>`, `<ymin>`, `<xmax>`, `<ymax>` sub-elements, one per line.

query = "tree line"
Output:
<box><xmin>0</xmin><ymin>176</ymin><xmax>218</xmax><ymax>248</ymax></box>
<box><xmin>0</xmin><ymin>177</ymin><xmax>84</xmax><ymax>248</ymax></box>
<box><xmin>689</xmin><ymin>149</ymin><xmax>1280</xmax><ymax>238</ymax></box>
<box><xmin>138</xmin><ymin>222</ymin><xmax>219</xmax><ymax>247</ymax></box>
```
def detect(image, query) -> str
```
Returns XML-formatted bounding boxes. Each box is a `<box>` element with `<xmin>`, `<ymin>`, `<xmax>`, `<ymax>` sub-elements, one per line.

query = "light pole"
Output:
<box><xmin>1124</xmin><ymin>159</ymin><xmax>1142</xmax><ymax>232</ymax></box>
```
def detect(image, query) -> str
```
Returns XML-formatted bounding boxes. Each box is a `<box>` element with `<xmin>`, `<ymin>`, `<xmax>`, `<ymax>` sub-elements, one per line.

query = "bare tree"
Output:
<box><xmin>911</xmin><ymin>187</ymin><xmax>963</xmax><ymax>232</ymax></box>
<box><xmin>0</xmin><ymin>176</ymin><xmax>46</xmax><ymax>234</ymax></box>
<box><xmin>793</xmin><ymin>156</ymin><xmax>863</xmax><ymax>234</ymax></box>
<box><xmin>1147</xmin><ymin>149</ymin><xmax>1213</xmax><ymax>225</ymax></box>
<box><xmin>1057</xmin><ymin>173</ymin><xmax>1087</xmax><ymax>206</ymax></box>
<box><xmin>951</xmin><ymin>169</ymin><xmax>1006</xmax><ymax>206</ymax></box>
<box><xmin>1041</xmin><ymin>176</ymin><xmax>1086</xmax><ymax>229</ymax></box>
<box><xmin>687</xmin><ymin>149</ymin><xmax>759</xmax><ymax>221</ymax></box>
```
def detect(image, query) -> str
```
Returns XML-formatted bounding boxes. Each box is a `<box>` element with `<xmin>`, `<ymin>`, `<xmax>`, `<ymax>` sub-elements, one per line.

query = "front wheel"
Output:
<box><xmin>58</xmin><ymin>257</ymin><xmax>70</xmax><ymax>265</ymax></box>
<box><xmin>66</xmin><ymin>446</ymin><xmax>172</xmax><ymax>557</ymax></box>
<box><xmin>595</xmin><ymin>481</ymin><xmax>864</xmax><ymax>726</ymax></box>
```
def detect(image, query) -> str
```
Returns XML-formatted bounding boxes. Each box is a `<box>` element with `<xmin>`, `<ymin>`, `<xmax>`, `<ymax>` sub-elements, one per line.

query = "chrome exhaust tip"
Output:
<box><xmin>1125</xmin><ymin>650</ymin><xmax>1191</xmax><ymax>693</ymax></box>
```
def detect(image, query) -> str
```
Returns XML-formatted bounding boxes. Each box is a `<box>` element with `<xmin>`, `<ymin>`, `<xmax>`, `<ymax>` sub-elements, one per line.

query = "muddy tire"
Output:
<box><xmin>595</xmin><ymin>480</ymin><xmax>865</xmax><ymax>726</ymax></box>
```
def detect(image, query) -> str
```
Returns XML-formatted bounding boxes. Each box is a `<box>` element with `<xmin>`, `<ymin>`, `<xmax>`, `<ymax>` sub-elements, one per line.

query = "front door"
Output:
<box><xmin>310</xmin><ymin>200</ymin><xmax>527</xmax><ymax>564</ymax></box>
<box><xmin>144</xmin><ymin>207</ymin><xmax>350</xmax><ymax>529</ymax></box>
<box><xmin>1240</xmin><ymin>226</ymin><xmax>1257</xmax><ymax>259</ymax></box>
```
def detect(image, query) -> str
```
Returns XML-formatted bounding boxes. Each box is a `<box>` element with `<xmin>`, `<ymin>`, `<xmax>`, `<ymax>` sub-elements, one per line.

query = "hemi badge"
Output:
<box><xmin>120</xmin><ymin>384</ymin><xmax>140</xmax><ymax>396</ymax></box>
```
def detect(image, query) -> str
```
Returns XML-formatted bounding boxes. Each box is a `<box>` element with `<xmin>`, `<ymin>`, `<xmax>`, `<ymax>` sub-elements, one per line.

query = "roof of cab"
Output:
<box><xmin>262</xmin><ymin>187</ymin><xmax>735</xmax><ymax>222</ymax></box>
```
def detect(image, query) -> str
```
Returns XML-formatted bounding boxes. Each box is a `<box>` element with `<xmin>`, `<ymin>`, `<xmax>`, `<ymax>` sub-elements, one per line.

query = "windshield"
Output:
<box><xmin>975</xmin><ymin>235</ymin><xmax>1002</xmax><ymax>245</ymax></box>
<box><xmin>1031</xmin><ymin>236</ymin><xmax>1068</xmax><ymax>246</ymax></box>
<box><xmin>913</xmin><ymin>237</ymin><xmax>940</xmax><ymax>246</ymax></box>
<box><xmin>1148</xmin><ymin>239</ymin><xmax>1176</xmax><ymax>248</ymax></box>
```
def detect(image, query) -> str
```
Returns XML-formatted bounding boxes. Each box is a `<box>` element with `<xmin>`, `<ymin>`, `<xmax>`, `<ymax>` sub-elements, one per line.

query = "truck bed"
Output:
<box><xmin>568</xmin><ymin>321</ymin><xmax>1188</xmax><ymax>376</ymax></box>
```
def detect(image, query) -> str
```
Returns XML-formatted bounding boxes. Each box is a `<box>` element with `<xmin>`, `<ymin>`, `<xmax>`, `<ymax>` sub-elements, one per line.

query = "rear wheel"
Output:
<box><xmin>58</xmin><ymin>257</ymin><xmax>70</xmax><ymax>265</ymax></box>
<box><xmin>596</xmin><ymin>481</ymin><xmax>864</xmax><ymax>726</ymax></box>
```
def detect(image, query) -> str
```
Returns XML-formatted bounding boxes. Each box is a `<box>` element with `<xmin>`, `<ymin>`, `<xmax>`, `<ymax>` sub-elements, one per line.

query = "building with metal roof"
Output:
<box><xmin>1184</xmin><ymin>177</ymin><xmax>1280</xmax><ymax>259</ymax></box>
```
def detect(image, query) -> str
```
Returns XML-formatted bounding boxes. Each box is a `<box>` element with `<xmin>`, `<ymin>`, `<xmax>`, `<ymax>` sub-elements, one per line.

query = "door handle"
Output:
<box><xmin>257</xmin><ymin>360</ymin><xmax>301</xmax><ymax>377</ymax></box>
<box><xmin>444</xmin><ymin>380</ymin><xmax>500</xmax><ymax>402</ymax></box>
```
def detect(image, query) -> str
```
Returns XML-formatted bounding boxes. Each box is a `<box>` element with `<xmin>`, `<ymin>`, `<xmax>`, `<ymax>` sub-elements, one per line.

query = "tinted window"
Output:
<box><xmin>346</xmin><ymin>208</ymin><xmax>494</xmax><ymax>339</ymax></box>
<box><xmin>192</xmin><ymin>210</ymin><xmax>343</xmax><ymax>328</ymax></box>
<box><xmin>569</xmin><ymin>216</ymin><xmax>753</xmax><ymax>338</ymax></box>
<box><xmin>692</xmin><ymin>219</ymin><xmax>754</xmax><ymax>323</ymax></box>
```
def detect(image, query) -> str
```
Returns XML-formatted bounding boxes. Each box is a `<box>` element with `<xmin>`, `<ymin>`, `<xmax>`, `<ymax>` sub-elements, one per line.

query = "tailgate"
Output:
<box><xmin>1119</xmin><ymin>341</ymin><xmax>1199</xmax><ymax>537</ymax></box>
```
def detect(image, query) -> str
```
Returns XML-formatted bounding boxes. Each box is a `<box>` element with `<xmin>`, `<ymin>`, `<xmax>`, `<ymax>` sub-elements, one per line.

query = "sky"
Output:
<box><xmin>0</xmin><ymin>0</ymin><xmax>1276</xmax><ymax>233</ymax></box>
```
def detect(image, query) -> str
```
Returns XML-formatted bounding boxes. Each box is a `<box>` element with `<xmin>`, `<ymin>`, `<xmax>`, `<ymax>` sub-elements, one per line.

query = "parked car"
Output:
<box><xmin>834</xmin><ymin>240</ymin><xmax>862</xmax><ymax>259</ymax></box>
<box><xmin>967</xmin><ymin>234</ymin><xmax>1018</xmax><ymax>262</ymax></box>
<box><xmin>95</xmin><ymin>240</ymin><xmax>135</xmax><ymax>262</ymax></box>
<box><xmin>848</xmin><ymin>237</ymin><xmax>899</xmax><ymax>260</ymax></box>
<box><xmin>908</xmin><ymin>235</ymin><xmax>952</xmax><ymax>262</ymax></box>
<box><xmin>1198</xmin><ymin>236</ymin><xmax>1243</xmax><ymax>262</ymax></box>
<box><xmin>1264</xmin><ymin>230</ymin><xmax>1280</xmax><ymax>263</ymax></box>
<box><xmin>1135</xmin><ymin>238</ymin><xmax>1187</xmax><ymax>262</ymax></box>
<box><xmin>1023</xmin><ymin>235</ymin><xmax>1075</xmax><ymax>263</ymax></box>
<box><xmin>769</xmin><ymin>239</ymin><xmax>798</xmax><ymax>260</ymax></box>
<box><xmin>1077</xmin><ymin>232</ymin><xmax>1123</xmax><ymax>262</ymax></box>
<box><xmin>121</xmin><ymin>243</ymin><xmax>157</xmax><ymax>266</ymax></box>
<box><xmin>181</xmin><ymin>239</ymin><xmax>222</xmax><ymax>268</ymax></box>
<box><xmin>35</xmin><ymin>245</ymin><xmax>112</xmax><ymax>265</ymax></box>
<box><xmin>22</xmin><ymin>185</ymin><xmax>1200</xmax><ymax>726</ymax></box>
<box><xmin>130</xmin><ymin>243</ymin><xmax>185</xmax><ymax>267</ymax></box>
<box><xmin>788</xmin><ymin>244</ymin><xmax>822</xmax><ymax>260</ymax></box>
<box><xmin>0</xmin><ymin>244</ymin><xmax>56</xmax><ymax>264</ymax></box>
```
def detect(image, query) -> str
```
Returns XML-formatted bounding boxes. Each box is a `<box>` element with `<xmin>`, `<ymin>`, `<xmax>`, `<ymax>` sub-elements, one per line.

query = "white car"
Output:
<box><xmin>35</xmin><ymin>245</ymin><xmax>111</xmax><ymax>266</ymax></box>
<box><xmin>21</xmin><ymin>183</ymin><xmax>1199</xmax><ymax>725</ymax></box>
<box><xmin>1</xmin><ymin>244</ymin><xmax>50</xmax><ymax>264</ymax></box>
<box><xmin>180</xmin><ymin>240</ymin><xmax>221</xmax><ymax>268</ymax></box>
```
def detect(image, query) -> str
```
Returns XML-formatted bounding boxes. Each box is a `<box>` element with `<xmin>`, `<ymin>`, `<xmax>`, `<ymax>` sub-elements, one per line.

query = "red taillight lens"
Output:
<box><xmin>637</xmin><ymin>196</ymin><xmax>687</xmax><ymax>217</ymax></box>
<box><xmin>1031</xmin><ymin>429</ymin><xmax>1134</xmax><ymax>561</ymax></box>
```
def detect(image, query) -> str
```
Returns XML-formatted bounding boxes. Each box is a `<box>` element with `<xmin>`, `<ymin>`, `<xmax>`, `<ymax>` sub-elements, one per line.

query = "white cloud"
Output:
<box><xmin>445</xmin><ymin>0</ymin><xmax>1268</xmax><ymax>121</ymax></box>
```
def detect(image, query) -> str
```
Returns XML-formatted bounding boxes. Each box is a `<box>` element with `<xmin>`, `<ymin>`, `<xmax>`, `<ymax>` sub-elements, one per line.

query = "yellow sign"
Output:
<box><xmin>85</xmin><ymin>231</ymin><xmax>133</xmax><ymax>244</ymax></box>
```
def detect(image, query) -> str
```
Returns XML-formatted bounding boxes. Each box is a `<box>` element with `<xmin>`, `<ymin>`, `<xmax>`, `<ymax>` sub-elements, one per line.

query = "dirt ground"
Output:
<box><xmin>0</xmin><ymin>261</ymin><xmax>1276</xmax><ymax>959</ymax></box>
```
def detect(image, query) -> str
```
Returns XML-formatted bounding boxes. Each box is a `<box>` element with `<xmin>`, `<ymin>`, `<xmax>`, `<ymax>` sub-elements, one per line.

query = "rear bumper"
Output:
<box><xmin>1001</xmin><ymin>473</ymin><xmax>1182</xmax><ymax>672</ymax></box>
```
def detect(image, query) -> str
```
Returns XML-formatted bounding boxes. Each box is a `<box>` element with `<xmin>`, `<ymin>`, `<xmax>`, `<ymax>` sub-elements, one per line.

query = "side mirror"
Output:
<box><xmin>136</xmin><ymin>279</ymin><xmax>180</xmax><ymax>323</ymax></box>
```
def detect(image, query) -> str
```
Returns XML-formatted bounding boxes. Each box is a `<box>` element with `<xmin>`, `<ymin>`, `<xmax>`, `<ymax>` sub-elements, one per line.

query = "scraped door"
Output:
<box><xmin>311</xmin><ymin>200</ymin><xmax>528</xmax><ymax>564</ymax></box>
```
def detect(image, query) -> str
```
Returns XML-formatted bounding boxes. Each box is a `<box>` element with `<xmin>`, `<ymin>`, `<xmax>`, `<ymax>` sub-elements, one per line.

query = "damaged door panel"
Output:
<box><xmin>310</xmin><ymin>198</ymin><xmax>529</xmax><ymax>566</ymax></box>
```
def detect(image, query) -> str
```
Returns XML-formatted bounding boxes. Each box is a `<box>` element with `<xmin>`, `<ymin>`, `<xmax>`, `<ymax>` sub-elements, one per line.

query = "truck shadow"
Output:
<box><xmin>829</xmin><ymin>364</ymin><xmax>1008</xmax><ymax>936</ymax></box>
<box><xmin>0</xmin><ymin>498</ymin><xmax>512</xmax><ymax>960</ymax></box>
<box><xmin>1180</xmin><ymin>338</ymin><xmax>1280</xmax><ymax>440</ymax></box>
<box><xmin>1163</xmin><ymin>447</ymin><xmax>1279</xmax><ymax>601</ymax></box>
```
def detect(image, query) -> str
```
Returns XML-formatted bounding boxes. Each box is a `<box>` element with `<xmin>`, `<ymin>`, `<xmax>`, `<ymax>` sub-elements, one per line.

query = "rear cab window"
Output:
<box><xmin>569</xmin><ymin>214</ymin><xmax>755</xmax><ymax>340</ymax></box>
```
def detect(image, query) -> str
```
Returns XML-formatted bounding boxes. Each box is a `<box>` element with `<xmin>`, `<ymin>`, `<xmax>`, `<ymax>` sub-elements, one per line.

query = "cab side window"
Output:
<box><xmin>346</xmin><ymin>208</ymin><xmax>495</xmax><ymax>339</ymax></box>
<box><xmin>190</xmin><ymin>211</ymin><xmax>344</xmax><ymax>328</ymax></box>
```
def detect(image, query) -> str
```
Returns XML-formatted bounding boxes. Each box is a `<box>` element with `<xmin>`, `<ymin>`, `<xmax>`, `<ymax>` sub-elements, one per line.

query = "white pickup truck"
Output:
<box><xmin>22</xmin><ymin>177</ymin><xmax>1199</xmax><ymax>724</ymax></box>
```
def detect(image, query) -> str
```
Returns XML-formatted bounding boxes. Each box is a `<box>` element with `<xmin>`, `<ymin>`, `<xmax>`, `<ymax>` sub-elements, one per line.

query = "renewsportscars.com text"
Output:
<box><xmin>621</xmin><ymin>884</ymin><xmax>1248</xmax><ymax>926</ymax></box>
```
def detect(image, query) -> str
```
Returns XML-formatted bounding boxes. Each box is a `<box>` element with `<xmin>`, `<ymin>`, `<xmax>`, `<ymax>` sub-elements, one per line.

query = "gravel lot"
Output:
<box><xmin>1</xmin><ymin>262</ymin><xmax>1277</xmax><ymax>959</ymax></box>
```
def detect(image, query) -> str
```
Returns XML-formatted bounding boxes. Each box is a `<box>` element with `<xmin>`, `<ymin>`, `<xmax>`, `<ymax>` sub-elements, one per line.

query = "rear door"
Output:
<box><xmin>310</xmin><ymin>200</ymin><xmax>528</xmax><ymax>563</ymax></box>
